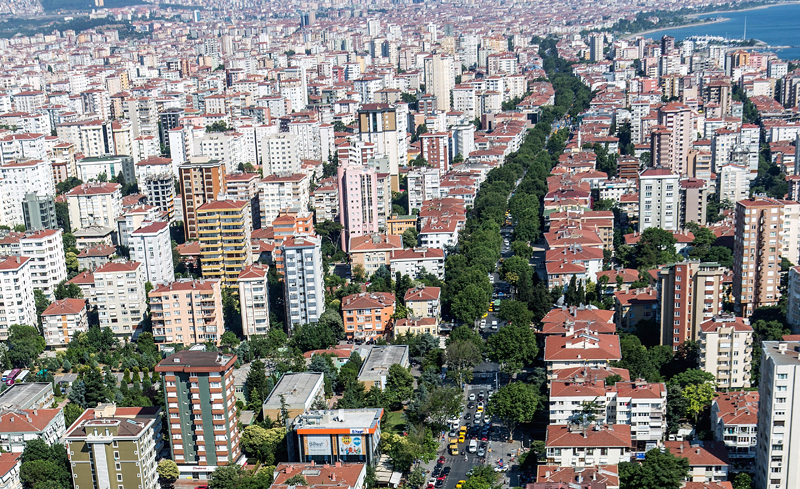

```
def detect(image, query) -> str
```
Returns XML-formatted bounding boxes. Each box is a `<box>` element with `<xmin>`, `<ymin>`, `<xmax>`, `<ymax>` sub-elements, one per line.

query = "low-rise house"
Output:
<box><xmin>393</xmin><ymin>317</ymin><xmax>438</xmax><ymax>337</ymax></box>
<box><xmin>263</xmin><ymin>372</ymin><xmax>325</xmax><ymax>421</ymax></box>
<box><xmin>357</xmin><ymin>345</ymin><xmax>409</xmax><ymax>389</ymax></box>
<box><xmin>0</xmin><ymin>453</ymin><xmax>21</xmax><ymax>489</ymax></box>
<box><xmin>76</xmin><ymin>244</ymin><xmax>116</xmax><ymax>271</ymax></box>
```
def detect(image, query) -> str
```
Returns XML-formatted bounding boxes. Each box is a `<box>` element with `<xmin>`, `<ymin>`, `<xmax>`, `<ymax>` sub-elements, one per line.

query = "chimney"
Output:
<box><xmin>331</xmin><ymin>473</ymin><xmax>336</xmax><ymax>482</ymax></box>
<box><xmin>285</xmin><ymin>465</ymin><xmax>293</xmax><ymax>475</ymax></box>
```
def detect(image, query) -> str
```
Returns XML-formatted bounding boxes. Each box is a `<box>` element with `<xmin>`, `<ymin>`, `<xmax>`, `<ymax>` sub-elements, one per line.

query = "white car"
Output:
<box><xmin>480</xmin><ymin>319</ymin><xmax>486</xmax><ymax>328</ymax></box>
<box><xmin>468</xmin><ymin>393</ymin><xmax>476</xmax><ymax>401</ymax></box>
<box><xmin>489</xmin><ymin>275</ymin><xmax>495</xmax><ymax>284</ymax></box>
<box><xmin>491</xmin><ymin>321</ymin><xmax>498</xmax><ymax>330</ymax></box>
<box><xmin>477</xmin><ymin>401</ymin><xmax>484</xmax><ymax>409</ymax></box>
<box><xmin>494</xmin><ymin>466</ymin><xmax>509</xmax><ymax>473</ymax></box>
<box><xmin>484</xmin><ymin>414</ymin><xmax>491</xmax><ymax>423</ymax></box>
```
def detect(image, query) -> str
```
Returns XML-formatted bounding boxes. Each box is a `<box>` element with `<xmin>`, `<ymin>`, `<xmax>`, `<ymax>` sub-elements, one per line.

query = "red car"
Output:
<box><xmin>437</xmin><ymin>456</ymin><xmax>446</xmax><ymax>466</ymax></box>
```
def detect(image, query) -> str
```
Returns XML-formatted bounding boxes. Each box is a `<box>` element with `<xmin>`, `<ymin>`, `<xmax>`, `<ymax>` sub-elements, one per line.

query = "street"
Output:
<box><xmin>420</xmin><ymin>383</ymin><xmax>518</xmax><ymax>489</ymax></box>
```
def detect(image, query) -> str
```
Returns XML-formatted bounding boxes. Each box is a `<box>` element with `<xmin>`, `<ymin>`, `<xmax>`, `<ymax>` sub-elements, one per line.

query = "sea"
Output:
<box><xmin>646</xmin><ymin>2</ymin><xmax>800</xmax><ymax>61</ymax></box>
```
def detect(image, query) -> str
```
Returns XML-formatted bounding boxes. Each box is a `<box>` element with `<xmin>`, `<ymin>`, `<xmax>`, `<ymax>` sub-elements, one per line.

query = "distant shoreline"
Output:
<box><xmin>623</xmin><ymin>17</ymin><xmax>730</xmax><ymax>39</ymax></box>
<box><xmin>622</xmin><ymin>1</ymin><xmax>800</xmax><ymax>40</ymax></box>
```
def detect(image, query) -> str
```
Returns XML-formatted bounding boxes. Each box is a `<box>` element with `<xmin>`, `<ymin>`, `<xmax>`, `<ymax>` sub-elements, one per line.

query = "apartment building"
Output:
<box><xmin>679</xmin><ymin>178</ymin><xmax>709</xmax><ymax>226</ymax></box>
<box><xmin>341</xmin><ymin>292</ymin><xmax>396</xmax><ymax>340</ymax></box>
<box><xmin>638</xmin><ymin>168</ymin><xmax>680</xmax><ymax>231</ymax></box>
<box><xmin>733</xmin><ymin>197</ymin><xmax>784</xmax><ymax>317</ymax></box>
<box><xmin>262</xmin><ymin>133</ymin><xmax>301</xmax><ymax>174</ymax></box>
<box><xmin>424</xmin><ymin>54</ymin><xmax>453</xmax><ymax>112</ymax></box>
<box><xmin>310</xmin><ymin>181</ymin><xmax>338</xmax><ymax>223</ymax></box>
<box><xmin>0</xmin><ymin>408</ymin><xmax>65</xmax><ymax>453</ymax></box>
<box><xmin>179</xmin><ymin>157</ymin><xmax>227</xmax><ymax>240</ymax></box>
<box><xmin>549</xmin><ymin>379</ymin><xmax>667</xmax><ymax>449</ymax></box>
<box><xmin>76</xmin><ymin>155</ymin><xmax>134</xmax><ymax>184</ymax></box>
<box><xmin>545</xmin><ymin>424</ymin><xmax>632</xmax><ymax>467</ymax></box>
<box><xmin>389</xmin><ymin>247</ymin><xmax>445</xmax><ymax>280</ymax></box>
<box><xmin>544</xmin><ymin>332</ymin><xmax>622</xmax><ymax>375</ymax></box>
<box><xmin>787</xmin><ymin>266</ymin><xmax>800</xmax><ymax>332</ymax></box>
<box><xmin>258</xmin><ymin>173</ymin><xmax>310</xmax><ymax>227</ymax></box>
<box><xmin>65</xmin><ymin>405</ymin><xmax>160</xmax><ymax>489</ymax></box>
<box><xmin>657</xmin><ymin>102</ymin><xmax>695</xmax><ymax>175</ymax></box>
<box><xmin>349</xmin><ymin>233</ymin><xmax>403</xmax><ymax>276</ymax></box>
<box><xmin>0</xmin><ymin>255</ymin><xmax>35</xmax><ymax>341</ymax></box>
<box><xmin>358</xmin><ymin>104</ymin><xmax>404</xmax><ymax>190</ymax></box>
<box><xmin>135</xmin><ymin>156</ymin><xmax>175</xmax><ymax>221</ymax></box>
<box><xmin>149</xmin><ymin>279</ymin><xmax>223</xmax><ymax>345</ymax></box>
<box><xmin>19</xmin><ymin>230</ymin><xmax>67</xmax><ymax>300</ymax></box>
<box><xmin>659</xmin><ymin>261</ymin><xmax>726</xmax><ymax>351</ymax></box>
<box><xmin>225</xmin><ymin>172</ymin><xmax>261</xmax><ymax>231</ymax></box>
<box><xmin>197</xmin><ymin>200</ymin><xmax>253</xmax><ymax>287</ymax></box>
<box><xmin>156</xmin><ymin>351</ymin><xmax>241</xmax><ymax>478</ymax></box>
<box><xmin>21</xmin><ymin>193</ymin><xmax>56</xmax><ymax>231</ymax></box>
<box><xmin>403</xmin><ymin>286</ymin><xmax>441</xmax><ymax>320</ymax></box>
<box><xmin>358</xmin><ymin>345</ymin><xmax>410</xmax><ymax>389</ymax></box>
<box><xmin>698</xmin><ymin>315</ymin><xmax>753</xmax><ymax>389</ymax></box>
<box><xmin>717</xmin><ymin>164</ymin><xmax>750</xmax><ymax>204</ymax></box>
<box><xmin>41</xmin><ymin>298</ymin><xmax>88</xmax><ymax>348</ymax></box>
<box><xmin>282</xmin><ymin>235</ymin><xmax>325</xmax><ymax>328</ymax></box>
<box><xmin>662</xmin><ymin>441</ymin><xmax>730</xmax><ymax>483</ymax></box>
<box><xmin>407</xmin><ymin>168</ymin><xmax>441</xmax><ymax>213</ymax></box>
<box><xmin>711</xmin><ymin>391</ymin><xmax>758</xmax><ymax>468</ymax></box>
<box><xmin>67</xmin><ymin>182</ymin><xmax>122</xmax><ymax>233</ymax></box>
<box><xmin>338</xmin><ymin>164</ymin><xmax>379</xmax><ymax>251</ymax></box>
<box><xmin>93</xmin><ymin>261</ymin><xmax>146</xmax><ymax>339</ymax></box>
<box><xmin>238</xmin><ymin>263</ymin><xmax>270</xmax><ymax>339</ymax></box>
<box><xmin>0</xmin><ymin>159</ymin><xmax>54</xmax><ymax>226</ymax></box>
<box><xmin>130</xmin><ymin>221</ymin><xmax>174</xmax><ymax>285</ymax></box>
<box><xmin>755</xmin><ymin>341</ymin><xmax>800</xmax><ymax>489</ymax></box>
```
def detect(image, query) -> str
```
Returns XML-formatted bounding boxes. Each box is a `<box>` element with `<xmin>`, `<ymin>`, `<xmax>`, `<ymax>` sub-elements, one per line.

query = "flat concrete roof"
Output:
<box><xmin>294</xmin><ymin>408</ymin><xmax>382</xmax><ymax>432</ymax></box>
<box><xmin>263</xmin><ymin>372</ymin><xmax>324</xmax><ymax>410</ymax></box>
<box><xmin>764</xmin><ymin>341</ymin><xmax>800</xmax><ymax>366</ymax></box>
<box><xmin>357</xmin><ymin>345</ymin><xmax>409</xmax><ymax>382</ymax></box>
<box><xmin>0</xmin><ymin>383</ymin><xmax>52</xmax><ymax>410</ymax></box>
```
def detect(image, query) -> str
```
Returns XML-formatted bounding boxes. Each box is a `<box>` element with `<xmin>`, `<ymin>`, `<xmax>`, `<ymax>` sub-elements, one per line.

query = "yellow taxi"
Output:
<box><xmin>456</xmin><ymin>481</ymin><xmax>465</xmax><ymax>489</ymax></box>
<box><xmin>449</xmin><ymin>443</ymin><xmax>459</xmax><ymax>456</ymax></box>
<box><xmin>476</xmin><ymin>406</ymin><xmax>484</xmax><ymax>414</ymax></box>
<box><xmin>458</xmin><ymin>434</ymin><xmax>465</xmax><ymax>443</ymax></box>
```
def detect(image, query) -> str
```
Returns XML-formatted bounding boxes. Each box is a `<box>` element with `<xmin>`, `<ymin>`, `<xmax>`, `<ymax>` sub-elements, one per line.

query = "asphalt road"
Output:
<box><xmin>423</xmin><ymin>384</ymin><xmax>515</xmax><ymax>489</ymax></box>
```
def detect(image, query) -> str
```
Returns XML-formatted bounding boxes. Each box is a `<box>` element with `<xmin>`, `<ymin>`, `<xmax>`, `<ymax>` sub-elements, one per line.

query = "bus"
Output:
<box><xmin>14</xmin><ymin>370</ymin><xmax>29</xmax><ymax>384</ymax></box>
<box><xmin>5</xmin><ymin>369</ymin><xmax>20</xmax><ymax>385</ymax></box>
<box><xmin>1</xmin><ymin>370</ymin><xmax>10</xmax><ymax>382</ymax></box>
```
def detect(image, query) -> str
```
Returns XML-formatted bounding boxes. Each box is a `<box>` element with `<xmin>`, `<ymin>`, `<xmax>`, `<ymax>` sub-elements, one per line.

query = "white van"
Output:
<box><xmin>468</xmin><ymin>439</ymin><xmax>478</xmax><ymax>453</ymax></box>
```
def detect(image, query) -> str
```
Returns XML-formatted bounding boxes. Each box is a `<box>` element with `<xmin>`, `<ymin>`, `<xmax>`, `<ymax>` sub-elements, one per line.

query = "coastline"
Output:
<box><xmin>623</xmin><ymin>17</ymin><xmax>730</xmax><ymax>40</ymax></box>
<box><xmin>621</xmin><ymin>0</ymin><xmax>800</xmax><ymax>40</ymax></box>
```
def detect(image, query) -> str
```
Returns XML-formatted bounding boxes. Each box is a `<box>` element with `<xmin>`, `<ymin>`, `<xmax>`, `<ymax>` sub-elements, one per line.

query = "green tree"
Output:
<box><xmin>667</xmin><ymin>368</ymin><xmax>716</xmax><ymax>388</ymax></box>
<box><xmin>612</xmin><ymin>334</ymin><xmax>662</xmax><ymax>382</ymax></box>
<box><xmin>385</xmin><ymin>364</ymin><xmax>414</xmax><ymax>410</ymax></box>
<box><xmin>636</xmin><ymin>227</ymin><xmax>680</xmax><ymax>269</ymax></box>
<box><xmin>445</xmin><ymin>339</ymin><xmax>482</xmax><ymax>387</ymax></box>
<box><xmin>54</xmin><ymin>281</ymin><xmax>83</xmax><ymax>300</ymax></box>
<box><xmin>83</xmin><ymin>367</ymin><xmax>108</xmax><ymax>407</ymax></box>
<box><xmin>495</xmin><ymin>300</ymin><xmax>534</xmax><ymax>328</ymax></box>
<box><xmin>245</xmin><ymin>359</ymin><xmax>270</xmax><ymax>409</ymax></box>
<box><xmin>682</xmin><ymin>382</ymin><xmax>715</xmax><ymax>423</ymax></box>
<box><xmin>63</xmin><ymin>403</ymin><xmax>84</xmax><ymax>427</ymax></box>
<box><xmin>286</xmin><ymin>475</ymin><xmax>309</xmax><ymax>486</ymax></box>
<box><xmin>450</xmin><ymin>283</ymin><xmax>490</xmax><ymax>323</ymax></box>
<box><xmin>486</xmin><ymin>382</ymin><xmax>538</xmax><ymax>441</ymax></box>
<box><xmin>402</xmin><ymin>227</ymin><xmax>418</xmax><ymax>248</ymax></box>
<box><xmin>220</xmin><ymin>331</ymin><xmax>240</xmax><ymax>350</ymax></box>
<box><xmin>486</xmin><ymin>324</ymin><xmax>538</xmax><ymax>376</ymax></box>
<box><xmin>156</xmin><ymin>459</ymin><xmax>180</xmax><ymax>489</ymax></box>
<box><xmin>407</xmin><ymin>467</ymin><xmax>426</xmax><ymax>488</ymax></box>
<box><xmin>208</xmin><ymin>465</ymin><xmax>245</xmax><ymax>489</ymax></box>
<box><xmin>618</xmin><ymin>447</ymin><xmax>689</xmax><ymax>489</ymax></box>
<box><xmin>241</xmin><ymin>425</ymin><xmax>270</xmax><ymax>459</ymax></box>
<box><xmin>732</xmin><ymin>472</ymin><xmax>752</xmax><ymax>489</ymax></box>
<box><xmin>7</xmin><ymin>324</ymin><xmax>46</xmax><ymax>368</ymax></box>
<box><xmin>34</xmin><ymin>290</ymin><xmax>50</xmax><ymax>327</ymax></box>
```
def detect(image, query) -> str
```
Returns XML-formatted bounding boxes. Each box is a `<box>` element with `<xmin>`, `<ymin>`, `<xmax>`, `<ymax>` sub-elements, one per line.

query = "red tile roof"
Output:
<box><xmin>545</xmin><ymin>424</ymin><xmax>631</xmax><ymax>448</ymax></box>
<box><xmin>42</xmin><ymin>298</ymin><xmax>87</xmax><ymax>316</ymax></box>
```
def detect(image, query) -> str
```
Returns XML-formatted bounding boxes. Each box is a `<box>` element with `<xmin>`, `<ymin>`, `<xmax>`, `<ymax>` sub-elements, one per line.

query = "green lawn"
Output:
<box><xmin>384</xmin><ymin>411</ymin><xmax>407</xmax><ymax>434</ymax></box>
